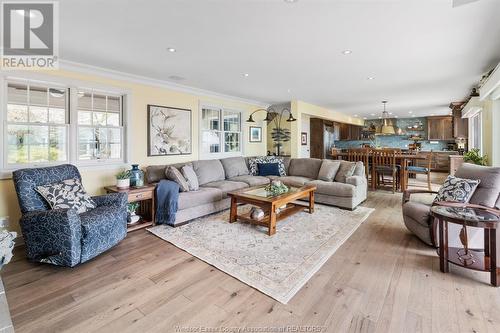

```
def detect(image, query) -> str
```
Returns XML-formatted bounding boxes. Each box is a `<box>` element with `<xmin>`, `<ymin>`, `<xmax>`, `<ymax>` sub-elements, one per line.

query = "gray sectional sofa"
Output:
<box><xmin>146</xmin><ymin>156</ymin><xmax>368</xmax><ymax>226</ymax></box>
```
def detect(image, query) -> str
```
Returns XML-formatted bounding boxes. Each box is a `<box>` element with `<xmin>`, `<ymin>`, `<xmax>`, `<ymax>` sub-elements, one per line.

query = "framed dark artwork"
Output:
<box><xmin>301</xmin><ymin>132</ymin><xmax>308</xmax><ymax>145</ymax></box>
<box><xmin>249</xmin><ymin>126</ymin><xmax>262</xmax><ymax>142</ymax></box>
<box><xmin>147</xmin><ymin>104</ymin><xmax>192</xmax><ymax>156</ymax></box>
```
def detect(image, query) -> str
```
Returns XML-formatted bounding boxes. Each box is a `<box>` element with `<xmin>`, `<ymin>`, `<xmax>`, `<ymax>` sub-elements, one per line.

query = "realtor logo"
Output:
<box><xmin>1</xmin><ymin>1</ymin><xmax>59</xmax><ymax>69</ymax></box>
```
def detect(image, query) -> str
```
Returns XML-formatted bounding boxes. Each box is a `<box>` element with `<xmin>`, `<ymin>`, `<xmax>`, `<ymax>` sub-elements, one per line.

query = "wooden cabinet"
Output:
<box><xmin>339</xmin><ymin>123</ymin><xmax>363</xmax><ymax>141</ymax></box>
<box><xmin>452</xmin><ymin>110</ymin><xmax>468</xmax><ymax>138</ymax></box>
<box><xmin>427</xmin><ymin>116</ymin><xmax>454</xmax><ymax>140</ymax></box>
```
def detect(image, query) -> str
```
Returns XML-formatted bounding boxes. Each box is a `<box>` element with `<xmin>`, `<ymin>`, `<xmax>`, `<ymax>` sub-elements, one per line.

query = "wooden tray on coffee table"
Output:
<box><xmin>227</xmin><ymin>184</ymin><xmax>316</xmax><ymax>236</ymax></box>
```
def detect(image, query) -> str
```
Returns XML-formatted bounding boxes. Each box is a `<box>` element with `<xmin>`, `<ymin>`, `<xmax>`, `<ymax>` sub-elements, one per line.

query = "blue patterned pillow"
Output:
<box><xmin>248</xmin><ymin>156</ymin><xmax>286</xmax><ymax>176</ymax></box>
<box><xmin>36</xmin><ymin>178</ymin><xmax>96</xmax><ymax>214</ymax></box>
<box><xmin>434</xmin><ymin>175</ymin><xmax>480</xmax><ymax>204</ymax></box>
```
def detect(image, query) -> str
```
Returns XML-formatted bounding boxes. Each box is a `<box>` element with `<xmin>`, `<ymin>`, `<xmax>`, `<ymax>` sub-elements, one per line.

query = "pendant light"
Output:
<box><xmin>380</xmin><ymin>101</ymin><xmax>396</xmax><ymax>135</ymax></box>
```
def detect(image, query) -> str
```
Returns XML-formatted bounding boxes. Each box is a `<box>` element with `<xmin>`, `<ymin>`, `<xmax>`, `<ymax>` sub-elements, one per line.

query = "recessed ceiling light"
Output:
<box><xmin>411</xmin><ymin>115</ymin><xmax>416</xmax><ymax>117</ymax></box>
<box><xmin>287</xmin><ymin>88</ymin><xmax>291</xmax><ymax>93</ymax></box>
<box><xmin>363</xmin><ymin>117</ymin><xmax>367</xmax><ymax>120</ymax></box>
<box><xmin>341</xmin><ymin>50</ymin><xmax>352</xmax><ymax>55</ymax></box>
<box><xmin>167</xmin><ymin>47</ymin><xmax>176</xmax><ymax>53</ymax></box>
<box><xmin>378</xmin><ymin>116</ymin><xmax>382</xmax><ymax>119</ymax></box>
<box><xmin>370</xmin><ymin>113</ymin><xmax>375</xmax><ymax>116</ymax></box>
<box><xmin>284</xmin><ymin>0</ymin><xmax>298</xmax><ymax>3</ymax></box>
<box><xmin>354</xmin><ymin>114</ymin><xmax>358</xmax><ymax>117</ymax></box>
<box><xmin>430</xmin><ymin>113</ymin><xmax>435</xmax><ymax>116</ymax></box>
<box><xmin>389</xmin><ymin>112</ymin><xmax>393</xmax><ymax>115</ymax></box>
<box><xmin>408</xmin><ymin>110</ymin><xmax>413</xmax><ymax>114</ymax></box>
<box><xmin>394</xmin><ymin>116</ymin><xmax>399</xmax><ymax>118</ymax></box>
<box><xmin>243</xmin><ymin>73</ymin><xmax>249</xmax><ymax>77</ymax></box>
<box><xmin>367</xmin><ymin>77</ymin><xmax>375</xmax><ymax>80</ymax></box>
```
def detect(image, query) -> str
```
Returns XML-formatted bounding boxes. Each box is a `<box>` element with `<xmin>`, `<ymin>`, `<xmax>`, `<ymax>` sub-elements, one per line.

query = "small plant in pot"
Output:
<box><xmin>463</xmin><ymin>148</ymin><xmax>488</xmax><ymax>166</ymax></box>
<box><xmin>127</xmin><ymin>202</ymin><xmax>140</xmax><ymax>224</ymax></box>
<box><xmin>116</xmin><ymin>170</ymin><xmax>131</xmax><ymax>189</ymax></box>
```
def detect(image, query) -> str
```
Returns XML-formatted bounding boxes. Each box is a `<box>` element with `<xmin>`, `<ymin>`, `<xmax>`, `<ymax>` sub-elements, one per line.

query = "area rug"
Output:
<box><xmin>147</xmin><ymin>204</ymin><xmax>374</xmax><ymax>303</ymax></box>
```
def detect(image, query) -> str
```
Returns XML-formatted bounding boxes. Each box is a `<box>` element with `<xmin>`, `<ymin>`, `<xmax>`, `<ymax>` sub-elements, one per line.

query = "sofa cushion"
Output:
<box><xmin>434</xmin><ymin>175</ymin><xmax>480</xmax><ymax>204</ymax></box>
<box><xmin>288</xmin><ymin>158</ymin><xmax>322</xmax><ymax>179</ymax></box>
<box><xmin>229</xmin><ymin>175</ymin><xmax>270</xmax><ymax>187</ymax></box>
<box><xmin>36</xmin><ymin>178</ymin><xmax>96</xmax><ymax>214</ymax></box>
<box><xmin>334</xmin><ymin>161</ymin><xmax>357</xmax><ymax>183</ymax></box>
<box><xmin>402</xmin><ymin>201</ymin><xmax>432</xmax><ymax>227</ymax></box>
<box><xmin>165</xmin><ymin>166</ymin><xmax>190</xmax><ymax>192</ymax></box>
<box><xmin>306</xmin><ymin>180</ymin><xmax>355</xmax><ymax>197</ymax></box>
<box><xmin>248</xmin><ymin>156</ymin><xmax>286</xmax><ymax>176</ymax></box>
<box><xmin>353</xmin><ymin>161</ymin><xmax>365</xmax><ymax>177</ymax></box>
<box><xmin>201</xmin><ymin>180</ymin><xmax>248</xmax><ymax>196</ymax></box>
<box><xmin>277</xmin><ymin>176</ymin><xmax>313</xmax><ymax>187</ymax></box>
<box><xmin>192</xmin><ymin>159</ymin><xmax>226</xmax><ymax>185</ymax></box>
<box><xmin>455</xmin><ymin>163</ymin><xmax>500</xmax><ymax>208</ymax></box>
<box><xmin>181</xmin><ymin>164</ymin><xmax>199</xmax><ymax>191</ymax></box>
<box><xmin>317</xmin><ymin>160</ymin><xmax>341</xmax><ymax>181</ymax></box>
<box><xmin>178</xmin><ymin>187</ymin><xmax>223</xmax><ymax>210</ymax></box>
<box><xmin>220</xmin><ymin>157</ymin><xmax>249</xmax><ymax>178</ymax></box>
<box><xmin>258</xmin><ymin>163</ymin><xmax>280</xmax><ymax>176</ymax></box>
<box><xmin>146</xmin><ymin>163</ymin><xmax>187</xmax><ymax>183</ymax></box>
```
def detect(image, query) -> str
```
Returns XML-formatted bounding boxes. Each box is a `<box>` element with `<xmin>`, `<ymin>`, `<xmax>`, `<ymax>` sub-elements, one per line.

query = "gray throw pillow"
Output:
<box><xmin>334</xmin><ymin>161</ymin><xmax>356</xmax><ymax>183</ymax></box>
<box><xmin>165</xmin><ymin>166</ymin><xmax>190</xmax><ymax>192</ymax></box>
<box><xmin>434</xmin><ymin>175</ymin><xmax>480</xmax><ymax>203</ymax></box>
<box><xmin>36</xmin><ymin>178</ymin><xmax>96</xmax><ymax>214</ymax></box>
<box><xmin>318</xmin><ymin>160</ymin><xmax>341</xmax><ymax>181</ymax></box>
<box><xmin>181</xmin><ymin>164</ymin><xmax>199</xmax><ymax>191</ymax></box>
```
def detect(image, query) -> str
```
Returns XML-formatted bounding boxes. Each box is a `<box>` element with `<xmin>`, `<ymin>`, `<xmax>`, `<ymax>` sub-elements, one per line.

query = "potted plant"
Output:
<box><xmin>127</xmin><ymin>202</ymin><xmax>140</xmax><ymax>224</ymax></box>
<box><xmin>463</xmin><ymin>148</ymin><xmax>488</xmax><ymax>166</ymax></box>
<box><xmin>115</xmin><ymin>170</ymin><xmax>130</xmax><ymax>189</ymax></box>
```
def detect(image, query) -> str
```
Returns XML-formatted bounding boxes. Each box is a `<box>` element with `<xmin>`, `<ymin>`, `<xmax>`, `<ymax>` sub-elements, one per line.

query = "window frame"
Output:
<box><xmin>0</xmin><ymin>74</ymin><xmax>130</xmax><ymax>177</ymax></box>
<box><xmin>75</xmin><ymin>89</ymin><xmax>125</xmax><ymax>165</ymax></box>
<box><xmin>199</xmin><ymin>103</ymin><xmax>244</xmax><ymax>159</ymax></box>
<box><xmin>468</xmin><ymin>111</ymin><xmax>483</xmax><ymax>154</ymax></box>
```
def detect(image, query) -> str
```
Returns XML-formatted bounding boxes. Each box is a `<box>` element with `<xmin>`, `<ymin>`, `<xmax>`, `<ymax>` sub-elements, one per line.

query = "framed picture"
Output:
<box><xmin>249</xmin><ymin>126</ymin><xmax>262</xmax><ymax>142</ymax></box>
<box><xmin>301</xmin><ymin>132</ymin><xmax>308</xmax><ymax>145</ymax></box>
<box><xmin>147</xmin><ymin>104</ymin><xmax>192</xmax><ymax>156</ymax></box>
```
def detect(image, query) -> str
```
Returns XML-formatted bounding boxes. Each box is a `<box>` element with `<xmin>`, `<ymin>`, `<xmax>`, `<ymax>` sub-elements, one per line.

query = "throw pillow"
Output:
<box><xmin>36</xmin><ymin>178</ymin><xmax>96</xmax><ymax>214</ymax></box>
<box><xmin>334</xmin><ymin>161</ymin><xmax>356</xmax><ymax>183</ymax></box>
<box><xmin>318</xmin><ymin>160</ymin><xmax>341</xmax><ymax>181</ymax></box>
<box><xmin>181</xmin><ymin>164</ymin><xmax>199</xmax><ymax>191</ymax></box>
<box><xmin>257</xmin><ymin>163</ymin><xmax>280</xmax><ymax>176</ymax></box>
<box><xmin>434</xmin><ymin>175</ymin><xmax>480</xmax><ymax>203</ymax></box>
<box><xmin>165</xmin><ymin>166</ymin><xmax>190</xmax><ymax>192</ymax></box>
<box><xmin>249</xmin><ymin>156</ymin><xmax>286</xmax><ymax>176</ymax></box>
<box><xmin>220</xmin><ymin>157</ymin><xmax>249</xmax><ymax>178</ymax></box>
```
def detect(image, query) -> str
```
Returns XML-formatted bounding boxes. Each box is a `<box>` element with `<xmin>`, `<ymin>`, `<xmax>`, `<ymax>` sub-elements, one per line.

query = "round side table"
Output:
<box><xmin>430</xmin><ymin>205</ymin><xmax>500</xmax><ymax>286</ymax></box>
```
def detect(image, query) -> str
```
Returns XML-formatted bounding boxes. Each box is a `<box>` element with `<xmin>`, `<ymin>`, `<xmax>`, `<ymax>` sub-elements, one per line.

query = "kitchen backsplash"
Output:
<box><xmin>334</xmin><ymin>117</ymin><xmax>454</xmax><ymax>151</ymax></box>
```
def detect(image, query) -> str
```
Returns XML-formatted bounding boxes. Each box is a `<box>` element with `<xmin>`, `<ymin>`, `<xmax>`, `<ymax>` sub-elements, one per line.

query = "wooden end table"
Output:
<box><xmin>431</xmin><ymin>205</ymin><xmax>500</xmax><ymax>286</ymax></box>
<box><xmin>105</xmin><ymin>184</ymin><xmax>156</xmax><ymax>232</ymax></box>
<box><xmin>227</xmin><ymin>185</ymin><xmax>316</xmax><ymax>236</ymax></box>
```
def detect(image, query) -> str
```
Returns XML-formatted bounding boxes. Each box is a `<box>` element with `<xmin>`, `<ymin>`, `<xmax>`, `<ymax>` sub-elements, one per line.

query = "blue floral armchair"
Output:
<box><xmin>13</xmin><ymin>164</ymin><xmax>128</xmax><ymax>267</ymax></box>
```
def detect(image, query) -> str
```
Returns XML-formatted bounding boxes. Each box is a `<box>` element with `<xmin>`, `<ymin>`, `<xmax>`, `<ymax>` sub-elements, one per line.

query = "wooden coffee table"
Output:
<box><xmin>227</xmin><ymin>184</ymin><xmax>316</xmax><ymax>236</ymax></box>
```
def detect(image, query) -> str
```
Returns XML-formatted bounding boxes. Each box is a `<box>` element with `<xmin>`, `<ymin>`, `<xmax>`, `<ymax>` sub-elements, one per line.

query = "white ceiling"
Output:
<box><xmin>59</xmin><ymin>0</ymin><xmax>500</xmax><ymax>119</ymax></box>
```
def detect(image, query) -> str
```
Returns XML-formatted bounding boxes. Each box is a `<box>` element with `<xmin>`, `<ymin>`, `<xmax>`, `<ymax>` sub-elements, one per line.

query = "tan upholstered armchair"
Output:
<box><xmin>402</xmin><ymin>163</ymin><xmax>500</xmax><ymax>247</ymax></box>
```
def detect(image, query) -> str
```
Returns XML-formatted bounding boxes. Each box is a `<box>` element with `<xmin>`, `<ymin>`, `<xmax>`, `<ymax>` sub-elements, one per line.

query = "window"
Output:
<box><xmin>77</xmin><ymin>91</ymin><xmax>123</xmax><ymax>161</ymax></box>
<box><xmin>2</xmin><ymin>78</ymin><xmax>127</xmax><ymax>171</ymax></box>
<box><xmin>201</xmin><ymin>106</ymin><xmax>242</xmax><ymax>157</ymax></box>
<box><xmin>469</xmin><ymin>112</ymin><xmax>482</xmax><ymax>153</ymax></box>
<box><xmin>5</xmin><ymin>82</ymin><xmax>68</xmax><ymax>166</ymax></box>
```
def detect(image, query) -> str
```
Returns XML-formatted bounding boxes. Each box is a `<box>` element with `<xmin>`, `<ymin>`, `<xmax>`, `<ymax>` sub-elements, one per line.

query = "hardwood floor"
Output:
<box><xmin>3</xmin><ymin>174</ymin><xmax>500</xmax><ymax>333</ymax></box>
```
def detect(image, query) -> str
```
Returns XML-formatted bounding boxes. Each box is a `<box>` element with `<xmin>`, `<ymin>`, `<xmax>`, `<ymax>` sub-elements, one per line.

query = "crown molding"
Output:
<box><xmin>480</xmin><ymin>62</ymin><xmax>500</xmax><ymax>101</ymax></box>
<box><xmin>58</xmin><ymin>59</ymin><xmax>271</xmax><ymax>108</ymax></box>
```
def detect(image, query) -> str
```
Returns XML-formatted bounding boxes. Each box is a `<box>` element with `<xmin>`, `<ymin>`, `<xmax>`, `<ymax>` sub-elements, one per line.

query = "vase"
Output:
<box><xmin>129</xmin><ymin>164</ymin><xmax>144</xmax><ymax>187</ymax></box>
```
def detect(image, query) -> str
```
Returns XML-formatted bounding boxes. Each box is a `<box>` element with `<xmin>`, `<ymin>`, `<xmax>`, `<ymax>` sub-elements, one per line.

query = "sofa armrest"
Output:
<box><xmin>402</xmin><ymin>189</ymin><xmax>438</xmax><ymax>205</ymax></box>
<box><xmin>345</xmin><ymin>175</ymin><xmax>367</xmax><ymax>187</ymax></box>
<box><xmin>92</xmin><ymin>192</ymin><xmax>128</xmax><ymax>208</ymax></box>
<box><xmin>20</xmin><ymin>209</ymin><xmax>82</xmax><ymax>267</ymax></box>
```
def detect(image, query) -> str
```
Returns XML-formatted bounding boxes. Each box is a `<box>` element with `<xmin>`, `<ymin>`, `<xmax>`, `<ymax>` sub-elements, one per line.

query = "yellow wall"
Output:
<box><xmin>289</xmin><ymin>100</ymin><xmax>364</xmax><ymax>157</ymax></box>
<box><xmin>0</xmin><ymin>69</ymin><xmax>268</xmax><ymax>234</ymax></box>
<box><xmin>482</xmin><ymin>99</ymin><xmax>493</xmax><ymax>165</ymax></box>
